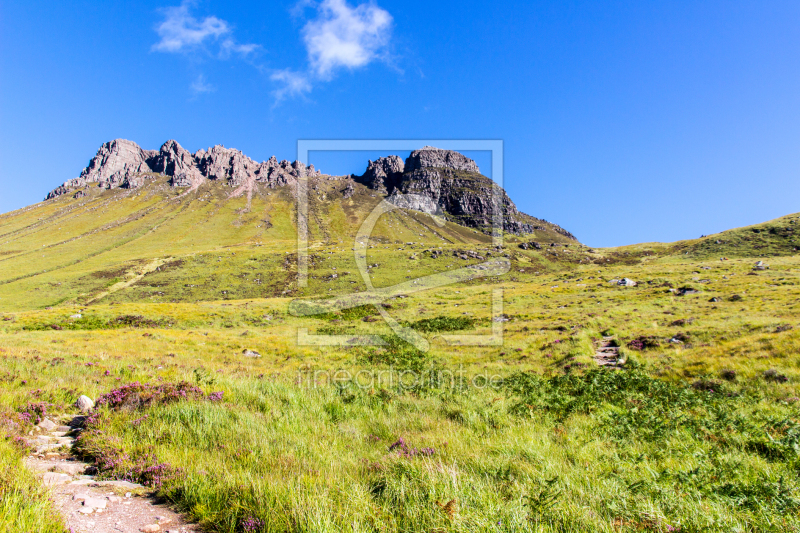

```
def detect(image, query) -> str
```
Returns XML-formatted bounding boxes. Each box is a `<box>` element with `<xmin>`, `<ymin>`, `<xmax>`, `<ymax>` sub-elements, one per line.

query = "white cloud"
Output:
<box><xmin>270</xmin><ymin>69</ymin><xmax>313</xmax><ymax>102</ymax></box>
<box><xmin>190</xmin><ymin>74</ymin><xmax>214</xmax><ymax>94</ymax></box>
<box><xmin>153</xmin><ymin>1</ymin><xmax>258</xmax><ymax>57</ymax></box>
<box><xmin>302</xmin><ymin>0</ymin><xmax>393</xmax><ymax>79</ymax></box>
<box><xmin>152</xmin><ymin>0</ymin><xmax>393</xmax><ymax>102</ymax></box>
<box><xmin>220</xmin><ymin>39</ymin><xmax>259</xmax><ymax>58</ymax></box>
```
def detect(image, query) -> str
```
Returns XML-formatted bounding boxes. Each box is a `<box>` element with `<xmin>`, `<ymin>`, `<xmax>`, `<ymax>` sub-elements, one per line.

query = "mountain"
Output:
<box><xmin>45</xmin><ymin>139</ymin><xmax>318</xmax><ymax>199</ymax></box>
<box><xmin>0</xmin><ymin>140</ymin><xmax>579</xmax><ymax>311</ymax></box>
<box><xmin>45</xmin><ymin>140</ymin><xmax>575</xmax><ymax>240</ymax></box>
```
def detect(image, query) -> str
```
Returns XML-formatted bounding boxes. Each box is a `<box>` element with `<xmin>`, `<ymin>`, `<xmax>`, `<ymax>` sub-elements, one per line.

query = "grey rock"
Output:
<box><xmin>35</xmin><ymin>442</ymin><xmax>71</xmax><ymax>453</ymax></box>
<box><xmin>617</xmin><ymin>278</ymin><xmax>637</xmax><ymax>287</ymax></box>
<box><xmin>76</xmin><ymin>395</ymin><xmax>94</xmax><ymax>412</ymax></box>
<box><xmin>83</xmin><ymin>497</ymin><xmax>107</xmax><ymax>509</ymax></box>
<box><xmin>37</xmin><ymin>418</ymin><xmax>57</xmax><ymax>431</ymax></box>
<box><xmin>404</xmin><ymin>146</ymin><xmax>480</xmax><ymax>173</ymax></box>
<box><xmin>53</xmin><ymin>463</ymin><xmax>86</xmax><ymax>475</ymax></box>
<box><xmin>41</xmin><ymin>472</ymin><xmax>71</xmax><ymax>485</ymax></box>
<box><xmin>355</xmin><ymin>155</ymin><xmax>404</xmax><ymax>193</ymax></box>
<box><xmin>45</xmin><ymin>139</ymin><xmax>321</xmax><ymax>198</ymax></box>
<box><xmin>242</xmin><ymin>349</ymin><xmax>261</xmax><ymax>358</ymax></box>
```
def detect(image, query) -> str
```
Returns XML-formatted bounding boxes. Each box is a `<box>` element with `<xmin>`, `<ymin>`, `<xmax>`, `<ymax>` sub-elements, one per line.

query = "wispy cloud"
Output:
<box><xmin>190</xmin><ymin>74</ymin><xmax>215</xmax><ymax>94</ymax></box>
<box><xmin>153</xmin><ymin>0</ymin><xmax>258</xmax><ymax>59</ymax></box>
<box><xmin>153</xmin><ymin>0</ymin><xmax>393</xmax><ymax>101</ymax></box>
<box><xmin>270</xmin><ymin>69</ymin><xmax>313</xmax><ymax>102</ymax></box>
<box><xmin>272</xmin><ymin>0</ymin><xmax>393</xmax><ymax>101</ymax></box>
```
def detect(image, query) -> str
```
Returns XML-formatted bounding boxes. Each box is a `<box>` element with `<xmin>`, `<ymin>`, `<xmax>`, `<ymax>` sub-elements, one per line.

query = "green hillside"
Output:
<box><xmin>2</xmin><ymin>172</ymin><xmax>800</xmax><ymax>532</ymax></box>
<box><xmin>0</xmin><ymin>175</ymin><xmax>577</xmax><ymax>311</ymax></box>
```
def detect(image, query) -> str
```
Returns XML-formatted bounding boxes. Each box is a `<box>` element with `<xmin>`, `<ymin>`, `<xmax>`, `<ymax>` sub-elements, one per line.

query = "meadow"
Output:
<box><xmin>1</xmin><ymin>179</ymin><xmax>799</xmax><ymax>531</ymax></box>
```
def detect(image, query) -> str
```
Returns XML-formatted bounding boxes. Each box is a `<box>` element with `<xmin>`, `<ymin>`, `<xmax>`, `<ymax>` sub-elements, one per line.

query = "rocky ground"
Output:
<box><xmin>23</xmin><ymin>412</ymin><xmax>199</xmax><ymax>533</ymax></box>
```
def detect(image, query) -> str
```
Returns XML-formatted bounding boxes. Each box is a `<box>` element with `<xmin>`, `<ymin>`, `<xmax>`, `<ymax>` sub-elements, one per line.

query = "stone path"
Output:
<box><xmin>594</xmin><ymin>336</ymin><xmax>622</xmax><ymax>368</ymax></box>
<box><xmin>23</xmin><ymin>414</ymin><xmax>200</xmax><ymax>533</ymax></box>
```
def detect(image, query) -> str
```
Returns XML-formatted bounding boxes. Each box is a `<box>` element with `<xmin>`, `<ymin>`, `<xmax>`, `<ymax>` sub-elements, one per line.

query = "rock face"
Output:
<box><xmin>46</xmin><ymin>139</ymin><xmax>320</xmax><ymax>199</ymax></box>
<box><xmin>46</xmin><ymin>141</ymin><xmax>576</xmax><ymax>240</ymax></box>
<box><xmin>359</xmin><ymin>155</ymin><xmax>404</xmax><ymax>194</ymax></box>
<box><xmin>404</xmin><ymin>146</ymin><xmax>480</xmax><ymax>173</ymax></box>
<box><xmin>356</xmin><ymin>147</ymin><xmax>576</xmax><ymax>238</ymax></box>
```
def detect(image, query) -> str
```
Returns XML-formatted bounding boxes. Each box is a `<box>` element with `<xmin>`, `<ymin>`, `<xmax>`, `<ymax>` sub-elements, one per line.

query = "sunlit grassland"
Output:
<box><xmin>1</xmin><ymin>250</ymin><xmax>799</xmax><ymax>531</ymax></box>
<box><xmin>1</xmin><ymin>179</ymin><xmax>799</xmax><ymax>531</ymax></box>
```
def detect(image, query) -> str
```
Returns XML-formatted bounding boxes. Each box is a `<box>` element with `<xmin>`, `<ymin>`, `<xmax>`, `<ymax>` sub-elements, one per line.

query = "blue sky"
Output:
<box><xmin>1</xmin><ymin>0</ymin><xmax>798</xmax><ymax>247</ymax></box>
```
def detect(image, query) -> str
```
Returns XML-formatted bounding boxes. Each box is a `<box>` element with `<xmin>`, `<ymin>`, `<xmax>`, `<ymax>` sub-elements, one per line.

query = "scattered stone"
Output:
<box><xmin>242</xmin><ymin>349</ymin><xmax>261</xmax><ymax>358</ymax></box>
<box><xmin>617</xmin><ymin>278</ymin><xmax>637</xmax><ymax>287</ymax></box>
<box><xmin>54</xmin><ymin>462</ymin><xmax>86</xmax><ymax>475</ymax></box>
<box><xmin>83</xmin><ymin>497</ymin><xmax>107</xmax><ymax>509</ymax></box>
<box><xmin>676</xmin><ymin>287</ymin><xmax>701</xmax><ymax>295</ymax></box>
<box><xmin>141</xmin><ymin>525</ymin><xmax>161</xmax><ymax>532</ymax></box>
<box><xmin>36</xmin><ymin>443</ymin><xmax>67</xmax><ymax>454</ymax></box>
<box><xmin>41</xmin><ymin>472</ymin><xmax>71</xmax><ymax>485</ymax></box>
<box><xmin>76</xmin><ymin>395</ymin><xmax>94</xmax><ymax>412</ymax></box>
<box><xmin>37</xmin><ymin>418</ymin><xmax>58</xmax><ymax>431</ymax></box>
<box><xmin>709</xmin><ymin>297</ymin><xmax>721</xmax><ymax>302</ymax></box>
<box><xmin>77</xmin><ymin>507</ymin><xmax>94</xmax><ymax>515</ymax></box>
<box><xmin>763</xmin><ymin>369</ymin><xmax>789</xmax><ymax>383</ymax></box>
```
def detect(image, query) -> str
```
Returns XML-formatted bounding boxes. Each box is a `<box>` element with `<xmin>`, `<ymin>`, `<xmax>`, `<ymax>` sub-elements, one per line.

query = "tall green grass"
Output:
<box><xmin>68</xmin><ymin>368</ymin><xmax>800</xmax><ymax>532</ymax></box>
<box><xmin>0</xmin><ymin>439</ymin><xmax>64</xmax><ymax>533</ymax></box>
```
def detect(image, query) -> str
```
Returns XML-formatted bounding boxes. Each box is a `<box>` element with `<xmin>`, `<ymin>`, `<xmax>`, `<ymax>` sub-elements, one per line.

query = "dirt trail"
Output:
<box><xmin>594</xmin><ymin>336</ymin><xmax>623</xmax><ymax>368</ymax></box>
<box><xmin>86</xmin><ymin>257</ymin><xmax>171</xmax><ymax>304</ymax></box>
<box><xmin>23</xmin><ymin>414</ymin><xmax>199</xmax><ymax>533</ymax></box>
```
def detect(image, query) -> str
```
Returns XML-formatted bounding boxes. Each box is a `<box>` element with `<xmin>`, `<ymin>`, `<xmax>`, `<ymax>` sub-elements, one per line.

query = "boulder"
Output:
<box><xmin>75</xmin><ymin>395</ymin><xmax>94</xmax><ymax>413</ymax></box>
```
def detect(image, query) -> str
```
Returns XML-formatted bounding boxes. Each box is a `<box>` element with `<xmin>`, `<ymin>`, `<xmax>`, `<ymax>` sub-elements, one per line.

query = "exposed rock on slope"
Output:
<box><xmin>355</xmin><ymin>147</ymin><xmax>576</xmax><ymax>238</ymax></box>
<box><xmin>404</xmin><ymin>146</ymin><xmax>480</xmax><ymax>173</ymax></box>
<box><xmin>45</xmin><ymin>140</ymin><xmax>576</xmax><ymax>240</ymax></box>
<box><xmin>359</xmin><ymin>155</ymin><xmax>404</xmax><ymax>194</ymax></box>
<box><xmin>46</xmin><ymin>139</ymin><xmax>320</xmax><ymax>199</ymax></box>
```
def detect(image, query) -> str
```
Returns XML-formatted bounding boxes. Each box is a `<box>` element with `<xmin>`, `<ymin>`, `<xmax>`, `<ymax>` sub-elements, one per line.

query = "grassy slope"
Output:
<box><xmin>0</xmin><ymin>180</ymin><xmax>799</xmax><ymax>531</ymax></box>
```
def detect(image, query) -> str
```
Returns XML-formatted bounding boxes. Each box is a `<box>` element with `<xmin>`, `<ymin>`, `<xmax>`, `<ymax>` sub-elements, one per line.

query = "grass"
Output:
<box><xmin>0</xmin><ymin>439</ymin><xmax>65</xmax><ymax>533</ymax></box>
<box><xmin>0</xmin><ymin>178</ymin><xmax>799</xmax><ymax>531</ymax></box>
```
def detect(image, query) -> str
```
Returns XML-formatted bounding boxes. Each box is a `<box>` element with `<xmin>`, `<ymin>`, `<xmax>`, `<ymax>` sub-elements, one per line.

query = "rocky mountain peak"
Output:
<box><xmin>46</xmin><ymin>139</ymin><xmax>320</xmax><ymax>199</ymax></box>
<box><xmin>45</xmin><ymin>140</ymin><xmax>575</xmax><ymax>241</ymax></box>
<box><xmin>404</xmin><ymin>147</ymin><xmax>480</xmax><ymax>173</ymax></box>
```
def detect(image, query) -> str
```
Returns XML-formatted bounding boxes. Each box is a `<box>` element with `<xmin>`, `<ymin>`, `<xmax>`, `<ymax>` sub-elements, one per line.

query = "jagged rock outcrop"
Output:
<box><xmin>45</xmin><ymin>139</ymin><xmax>320</xmax><ymax>199</ymax></box>
<box><xmin>404</xmin><ymin>146</ymin><xmax>480</xmax><ymax>173</ymax></box>
<box><xmin>44</xmin><ymin>141</ymin><xmax>575</xmax><ymax>240</ymax></box>
<box><xmin>356</xmin><ymin>147</ymin><xmax>575</xmax><ymax>238</ymax></box>
<box><xmin>355</xmin><ymin>155</ymin><xmax>404</xmax><ymax>193</ymax></box>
